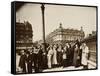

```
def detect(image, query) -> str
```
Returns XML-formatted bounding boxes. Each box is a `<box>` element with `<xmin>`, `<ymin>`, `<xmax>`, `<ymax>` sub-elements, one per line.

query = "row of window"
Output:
<box><xmin>53</xmin><ymin>35</ymin><xmax>82</xmax><ymax>41</ymax></box>
<box><xmin>16</xmin><ymin>40</ymin><xmax>32</xmax><ymax>43</ymax></box>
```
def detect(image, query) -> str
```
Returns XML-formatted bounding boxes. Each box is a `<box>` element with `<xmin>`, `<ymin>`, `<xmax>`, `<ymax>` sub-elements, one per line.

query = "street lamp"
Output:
<box><xmin>41</xmin><ymin>4</ymin><xmax>46</xmax><ymax>52</ymax></box>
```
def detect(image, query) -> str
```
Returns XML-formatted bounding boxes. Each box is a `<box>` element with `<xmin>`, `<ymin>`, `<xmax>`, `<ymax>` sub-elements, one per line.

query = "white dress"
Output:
<box><xmin>47</xmin><ymin>49</ymin><xmax>53</xmax><ymax>68</ymax></box>
<box><xmin>52</xmin><ymin>48</ymin><xmax>57</xmax><ymax>65</ymax></box>
<box><xmin>81</xmin><ymin>46</ymin><xmax>89</xmax><ymax>65</ymax></box>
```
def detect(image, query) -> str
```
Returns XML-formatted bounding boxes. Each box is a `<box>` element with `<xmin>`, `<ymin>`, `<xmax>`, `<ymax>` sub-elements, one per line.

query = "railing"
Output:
<box><xmin>88</xmin><ymin>50</ymin><xmax>97</xmax><ymax>69</ymax></box>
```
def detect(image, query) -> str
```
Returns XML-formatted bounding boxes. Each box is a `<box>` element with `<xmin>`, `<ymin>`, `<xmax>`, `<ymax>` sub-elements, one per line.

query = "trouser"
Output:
<box><xmin>27</xmin><ymin>62</ymin><xmax>32</xmax><ymax>73</ymax></box>
<box><xmin>22</xmin><ymin>66</ymin><xmax>26</xmax><ymax>73</ymax></box>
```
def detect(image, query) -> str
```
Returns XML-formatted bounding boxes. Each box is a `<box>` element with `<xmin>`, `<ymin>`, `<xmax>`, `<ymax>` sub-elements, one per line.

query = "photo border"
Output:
<box><xmin>11</xmin><ymin>1</ymin><xmax>98</xmax><ymax>75</ymax></box>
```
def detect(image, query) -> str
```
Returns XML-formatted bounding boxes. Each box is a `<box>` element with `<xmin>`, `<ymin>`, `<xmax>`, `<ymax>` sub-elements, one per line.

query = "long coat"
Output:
<box><xmin>47</xmin><ymin>49</ymin><xmax>53</xmax><ymax>68</ymax></box>
<box><xmin>38</xmin><ymin>49</ymin><xmax>43</xmax><ymax>69</ymax></box>
<box><xmin>52</xmin><ymin>48</ymin><xmax>57</xmax><ymax>65</ymax></box>
<box><xmin>57</xmin><ymin>48</ymin><xmax>63</xmax><ymax>66</ymax></box>
<box><xmin>81</xmin><ymin>46</ymin><xmax>89</xmax><ymax>65</ymax></box>
<box><xmin>27</xmin><ymin>53</ymin><xmax>34</xmax><ymax>73</ymax></box>
<box><xmin>63</xmin><ymin>46</ymin><xmax>71</xmax><ymax>66</ymax></box>
<box><xmin>73</xmin><ymin>47</ymin><xmax>80</xmax><ymax>67</ymax></box>
<box><xmin>19</xmin><ymin>54</ymin><xmax>27</xmax><ymax>73</ymax></box>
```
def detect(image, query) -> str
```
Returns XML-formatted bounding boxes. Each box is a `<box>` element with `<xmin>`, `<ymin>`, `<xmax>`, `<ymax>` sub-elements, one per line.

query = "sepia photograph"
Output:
<box><xmin>15</xmin><ymin>2</ymin><xmax>97</xmax><ymax>74</ymax></box>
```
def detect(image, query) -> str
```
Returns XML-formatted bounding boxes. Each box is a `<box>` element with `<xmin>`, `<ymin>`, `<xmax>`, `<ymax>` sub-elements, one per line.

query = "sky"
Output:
<box><xmin>16</xmin><ymin>3</ymin><xmax>96</xmax><ymax>42</ymax></box>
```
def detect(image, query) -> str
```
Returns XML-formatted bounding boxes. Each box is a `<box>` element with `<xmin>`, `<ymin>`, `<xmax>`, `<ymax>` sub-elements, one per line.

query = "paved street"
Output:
<box><xmin>43</xmin><ymin>66</ymin><xmax>83</xmax><ymax>72</ymax></box>
<box><xmin>17</xmin><ymin>65</ymin><xmax>84</xmax><ymax>73</ymax></box>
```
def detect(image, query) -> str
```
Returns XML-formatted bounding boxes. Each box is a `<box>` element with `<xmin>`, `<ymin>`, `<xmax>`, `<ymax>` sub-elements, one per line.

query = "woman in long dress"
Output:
<box><xmin>47</xmin><ymin>45</ymin><xmax>53</xmax><ymax>68</ymax></box>
<box><xmin>62</xmin><ymin>46</ymin><xmax>67</xmax><ymax>67</ymax></box>
<box><xmin>52</xmin><ymin>45</ymin><xmax>57</xmax><ymax>67</ymax></box>
<box><xmin>57</xmin><ymin>45</ymin><xmax>63</xmax><ymax>67</ymax></box>
<box><xmin>81</xmin><ymin>43</ymin><xmax>89</xmax><ymax>69</ymax></box>
<box><xmin>64</xmin><ymin>43</ymin><xmax>70</xmax><ymax>66</ymax></box>
<box><xmin>33</xmin><ymin>46</ymin><xmax>40</xmax><ymax>72</ymax></box>
<box><xmin>73</xmin><ymin>44</ymin><xmax>80</xmax><ymax>67</ymax></box>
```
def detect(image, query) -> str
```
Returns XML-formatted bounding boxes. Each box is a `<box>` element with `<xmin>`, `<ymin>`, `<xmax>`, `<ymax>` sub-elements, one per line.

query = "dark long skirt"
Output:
<box><xmin>34</xmin><ymin>54</ymin><xmax>39</xmax><ymax>73</ymax></box>
<box><xmin>42</xmin><ymin>54</ymin><xmax>48</xmax><ymax>69</ymax></box>
<box><xmin>73</xmin><ymin>51</ymin><xmax>78</xmax><ymax>67</ymax></box>
<box><xmin>57</xmin><ymin>51</ymin><xmax>63</xmax><ymax>66</ymax></box>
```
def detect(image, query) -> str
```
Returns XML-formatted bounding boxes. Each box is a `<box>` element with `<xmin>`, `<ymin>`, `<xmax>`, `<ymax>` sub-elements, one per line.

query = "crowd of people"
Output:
<box><xmin>16</xmin><ymin>40</ymin><xmax>90</xmax><ymax>73</ymax></box>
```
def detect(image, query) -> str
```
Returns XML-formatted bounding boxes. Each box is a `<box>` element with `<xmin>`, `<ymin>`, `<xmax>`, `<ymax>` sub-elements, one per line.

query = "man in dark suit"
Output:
<box><xmin>19</xmin><ymin>50</ymin><xmax>27</xmax><ymax>73</ymax></box>
<box><xmin>27</xmin><ymin>49</ymin><xmax>34</xmax><ymax>73</ymax></box>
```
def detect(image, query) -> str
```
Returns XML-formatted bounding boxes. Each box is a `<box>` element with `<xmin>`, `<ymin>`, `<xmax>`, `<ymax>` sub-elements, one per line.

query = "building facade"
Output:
<box><xmin>46</xmin><ymin>23</ymin><xmax>85</xmax><ymax>45</ymax></box>
<box><xmin>16</xmin><ymin>21</ymin><xmax>33</xmax><ymax>51</ymax></box>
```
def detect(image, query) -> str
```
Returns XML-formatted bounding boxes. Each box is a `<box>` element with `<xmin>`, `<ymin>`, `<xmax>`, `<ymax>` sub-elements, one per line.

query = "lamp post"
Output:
<box><xmin>41</xmin><ymin>4</ymin><xmax>46</xmax><ymax>52</ymax></box>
